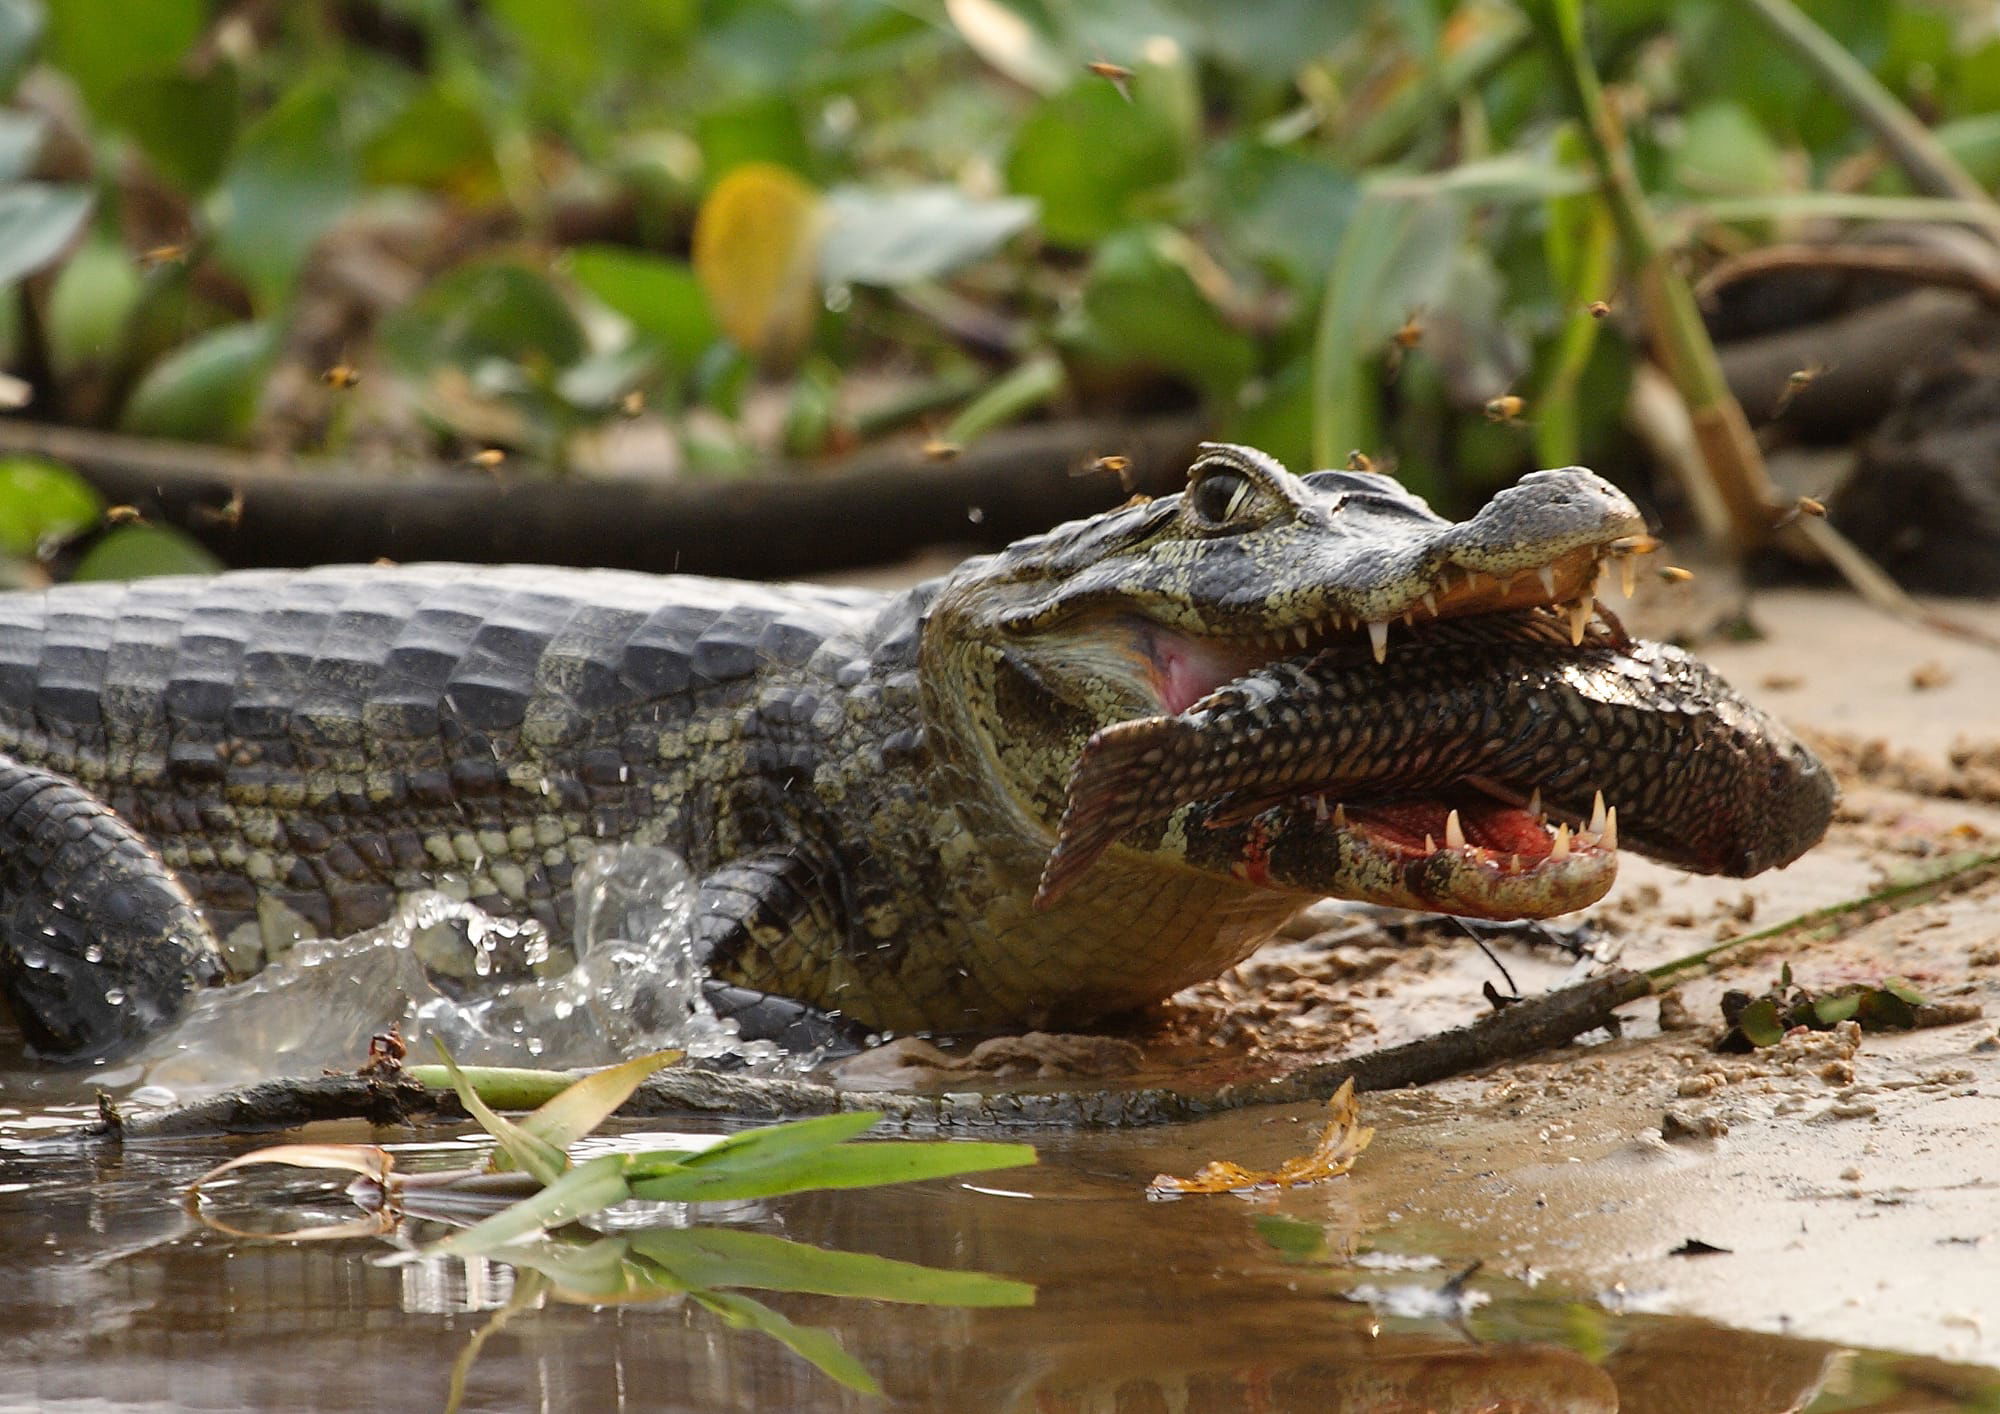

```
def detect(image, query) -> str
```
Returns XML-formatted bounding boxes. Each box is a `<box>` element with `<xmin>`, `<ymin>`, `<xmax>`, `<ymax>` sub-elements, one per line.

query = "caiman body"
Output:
<box><xmin>0</xmin><ymin>445</ymin><xmax>1834</xmax><ymax>1059</ymax></box>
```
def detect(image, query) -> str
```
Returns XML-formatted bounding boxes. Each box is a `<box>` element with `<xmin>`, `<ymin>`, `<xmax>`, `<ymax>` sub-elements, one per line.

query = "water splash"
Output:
<box><xmin>132</xmin><ymin>846</ymin><xmax>797</xmax><ymax>1097</ymax></box>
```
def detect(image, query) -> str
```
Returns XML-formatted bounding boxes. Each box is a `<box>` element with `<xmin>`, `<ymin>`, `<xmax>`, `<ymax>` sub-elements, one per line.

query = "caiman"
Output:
<box><xmin>0</xmin><ymin>444</ymin><xmax>1834</xmax><ymax>1061</ymax></box>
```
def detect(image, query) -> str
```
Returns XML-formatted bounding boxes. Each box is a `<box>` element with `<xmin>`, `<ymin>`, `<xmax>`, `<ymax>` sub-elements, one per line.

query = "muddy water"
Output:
<box><xmin>1</xmin><ymin>1104</ymin><xmax>1993</xmax><ymax>1414</ymax></box>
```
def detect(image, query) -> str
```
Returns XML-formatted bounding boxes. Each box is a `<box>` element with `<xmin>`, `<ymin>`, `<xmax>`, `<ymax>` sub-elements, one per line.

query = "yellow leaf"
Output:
<box><xmin>1148</xmin><ymin>1078</ymin><xmax>1374</xmax><ymax>1195</ymax></box>
<box><xmin>693</xmin><ymin>163</ymin><xmax>825</xmax><ymax>368</ymax></box>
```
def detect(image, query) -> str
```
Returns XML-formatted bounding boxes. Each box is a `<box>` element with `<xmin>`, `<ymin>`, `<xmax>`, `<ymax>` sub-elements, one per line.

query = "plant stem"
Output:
<box><xmin>1647</xmin><ymin>850</ymin><xmax>2000</xmax><ymax>983</ymax></box>
<box><xmin>1522</xmin><ymin>0</ymin><xmax>1782</xmax><ymax>557</ymax></box>
<box><xmin>1724</xmin><ymin>0</ymin><xmax>2000</xmax><ymax>223</ymax></box>
<box><xmin>939</xmin><ymin>352</ymin><xmax>1065</xmax><ymax>446</ymax></box>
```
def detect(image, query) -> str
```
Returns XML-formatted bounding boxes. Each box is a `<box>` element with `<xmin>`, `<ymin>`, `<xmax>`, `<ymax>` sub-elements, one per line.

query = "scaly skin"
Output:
<box><xmin>0</xmin><ymin>444</ymin><xmax>1831</xmax><ymax>1060</ymax></box>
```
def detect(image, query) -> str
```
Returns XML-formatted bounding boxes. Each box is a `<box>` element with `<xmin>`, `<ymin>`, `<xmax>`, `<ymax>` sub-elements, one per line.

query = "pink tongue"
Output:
<box><xmin>1152</xmin><ymin>645</ymin><xmax>1223</xmax><ymax>715</ymax></box>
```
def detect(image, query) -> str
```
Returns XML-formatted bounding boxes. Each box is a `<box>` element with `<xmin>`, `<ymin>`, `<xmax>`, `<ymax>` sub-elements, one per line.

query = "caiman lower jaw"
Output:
<box><xmin>1255</xmin><ymin>785</ymin><xmax>1620</xmax><ymax>920</ymax></box>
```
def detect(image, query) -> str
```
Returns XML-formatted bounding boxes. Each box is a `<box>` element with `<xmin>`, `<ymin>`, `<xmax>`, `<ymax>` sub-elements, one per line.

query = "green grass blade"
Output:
<box><xmin>1310</xmin><ymin>184</ymin><xmax>1463</xmax><ymax>470</ymax></box>
<box><xmin>517</xmin><ymin>1049</ymin><xmax>683</xmax><ymax>1153</ymax></box>
<box><xmin>1722</xmin><ymin>0</ymin><xmax>1998</xmax><ymax>216</ymax></box>
<box><xmin>428</xmin><ymin>1153</ymin><xmax>633</xmax><ymax>1257</ymax></box>
<box><xmin>625</xmin><ymin>1110</ymin><xmax>883</xmax><ymax>1182</ymax></box>
<box><xmin>627</xmin><ymin>1226</ymin><xmax>1035</xmax><ymax>1307</ymax></box>
<box><xmin>629</xmin><ymin>1137</ymin><xmax>1036</xmax><ymax>1203</ymax></box>
<box><xmin>433</xmin><ymin>1041</ymin><xmax>569</xmax><ymax>1185</ymax></box>
<box><xmin>691</xmin><ymin>1290</ymin><xmax>881</xmax><ymax>1396</ymax></box>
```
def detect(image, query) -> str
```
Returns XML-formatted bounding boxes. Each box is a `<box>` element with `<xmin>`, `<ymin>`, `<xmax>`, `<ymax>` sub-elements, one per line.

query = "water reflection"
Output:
<box><xmin>2</xmin><ymin>1116</ymin><xmax>1995</xmax><ymax>1413</ymax></box>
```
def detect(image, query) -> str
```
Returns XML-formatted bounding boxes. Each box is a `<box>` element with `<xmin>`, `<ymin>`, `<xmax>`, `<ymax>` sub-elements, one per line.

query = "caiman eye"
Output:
<box><xmin>1189</xmin><ymin>468</ymin><xmax>1254</xmax><ymax>526</ymax></box>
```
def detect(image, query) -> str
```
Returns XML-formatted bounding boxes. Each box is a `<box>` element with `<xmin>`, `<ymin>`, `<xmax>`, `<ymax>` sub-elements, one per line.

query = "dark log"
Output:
<box><xmin>77</xmin><ymin>969</ymin><xmax>1652</xmax><ymax>1140</ymax></box>
<box><xmin>0</xmin><ymin>417</ymin><xmax>1204</xmax><ymax>580</ymax></box>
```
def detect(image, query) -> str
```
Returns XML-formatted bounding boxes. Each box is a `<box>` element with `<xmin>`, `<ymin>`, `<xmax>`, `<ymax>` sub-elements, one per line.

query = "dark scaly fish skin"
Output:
<box><xmin>1039</xmin><ymin>616</ymin><xmax>1834</xmax><ymax>905</ymax></box>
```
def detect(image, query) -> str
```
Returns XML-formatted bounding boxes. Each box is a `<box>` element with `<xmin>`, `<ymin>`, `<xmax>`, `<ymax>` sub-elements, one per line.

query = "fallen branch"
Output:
<box><xmin>0</xmin><ymin>416</ymin><xmax>1202</xmax><ymax>581</ymax></box>
<box><xmin>76</xmin><ymin>968</ymin><xmax>1652</xmax><ymax>1140</ymax></box>
<box><xmin>1697</xmin><ymin>243</ymin><xmax>2000</xmax><ymax>308</ymax></box>
<box><xmin>1716</xmin><ymin>289</ymin><xmax>1995</xmax><ymax>440</ymax></box>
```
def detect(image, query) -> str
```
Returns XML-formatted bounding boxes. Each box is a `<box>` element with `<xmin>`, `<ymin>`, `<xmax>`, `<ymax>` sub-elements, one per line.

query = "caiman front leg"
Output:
<box><xmin>688</xmin><ymin>852</ymin><xmax>863</xmax><ymax>1054</ymax></box>
<box><xmin>0</xmin><ymin>755</ymin><xmax>224</xmax><ymax>1058</ymax></box>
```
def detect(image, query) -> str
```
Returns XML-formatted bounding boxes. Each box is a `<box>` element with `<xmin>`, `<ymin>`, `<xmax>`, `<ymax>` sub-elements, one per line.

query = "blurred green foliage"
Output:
<box><xmin>0</xmin><ymin>0</ymin><xmax>1993</xmax><ymax>581</ymax></box>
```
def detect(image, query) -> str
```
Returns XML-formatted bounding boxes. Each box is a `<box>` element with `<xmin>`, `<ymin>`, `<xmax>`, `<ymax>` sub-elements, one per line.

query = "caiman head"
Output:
<box><xmin>918</xmin><ymin>443</ymin><xmax>1835</xmax><ymax>926</ymax></box>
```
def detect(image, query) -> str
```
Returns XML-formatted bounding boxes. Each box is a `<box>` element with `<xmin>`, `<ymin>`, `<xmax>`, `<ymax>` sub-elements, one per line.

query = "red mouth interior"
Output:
<box><xmin>1343</xmin><ymin>795</ymin><xmax>1554</xmax><ymax>859</ymax></box>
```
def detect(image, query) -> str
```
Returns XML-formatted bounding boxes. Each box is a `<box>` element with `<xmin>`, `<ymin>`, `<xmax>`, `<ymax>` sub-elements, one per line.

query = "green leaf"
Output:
<box><xmin>1255</xmin><ymin>1214</ymin><xmax>1329</xmax><ymax>1260</ymax></box>
<box><xmin>0</xmin><ymin>0</ymin><xmax>44</xmax><ymax>97</ymax></box>
<box><xmin>692</xmin><ymin>1290</ymin><xmax>880</xmax><ymax>1395</ymax></box>
<box><xmin>491</xmin><ymin>1232</ymin><xmax>675</xmax><ymax>1304</ymax></box>
<box><xmin>631</xmin><ymin>1226</ymin><xmax>1034</xmax><ymax>1307</ymax></box>
<box><xmin>71</xmin><ymin>524</ymin><xmax>223</xmax><ymax>582</ymax></box>
<box><xmin>433</xmin><ymin>1041</ymin><xmax>569</xmax><ymax>1186</ymax></box>
<box><xmin>630</xmin><ymin>1137</ymin><xmax>1036</xmax><ymax>1204</ymax></box>
<box><xmin>938</xmin><ymin>353</ymin><xmax>1063</xmax><ymax>446</ymax></box>
<box><xmin>1310</xmin><ymin>185</ymin><xmax>1464</xmax><ymax>469</ymax></box>
<box><xmin>116</xmin><ymin>66</ymin><xmax>241</xmax><ymax>193</ymax></box>
<box><xmin>0</xmin><ymin>108</ymin><xmax>45</xmax><ymax>180</ymax></box>
<box><xmin>567</xmin><ymin>246</ymin><xmax>718</xmax><ymax>373</ymax></box>
<box><xmin>1005</xmin><ymin>81</ymin><xmax>1183</xmax><ymax>247</ymax></box>
<box><xmin>695</xmin><ymin>96</ymin><xmax>814</xmax><ymax>188</ymax></box>
<box><xmin>210</xmin><ymin>84</ymin><xmax>355</xmax><ymax>307</ymax></box>
<box><xmin>1857</xmin><ymin>987</ymin><xmax>1918</xmax><ymax>1032</ymax></box>
<box><xmin>119</xmin><ymin>322</ymin><xmax>273</xmax><ymax>443</ymax></box>
<box><xmin>516</xmin><ymin>1050</ymin><xmax>683</xmax><ymax>1156</ymax></box>
<box><xmin>0</xmin><ymin>183</ymin><xmax>91</xmax><ymax>287</ymax></box>
<box><xmin>361</xmin><ymin>85</ymin><xmax>499</xmax><ymax>199</ymax></box>
<box><xmin>47</xmin><ymin>236</ymin><xmax>140</xmax><ymax>376</ymax></box>
<box><xmin>819</xmin><ymin>186</ymin><xmax>1035</xmax><ymax>288</ymax></box>
<box><xmin>1536</xmin><ymin>129</ymin><xmax>1614</xmax><ymax>468</ymax></box>
<box><xmin>0</xmin><ymin>455</ymin><xmax>100</xmax><ymax>556</ymax></box>
<box><xmin>1068</xmin><ymin>226</ymin><xmax>1254</xmax><ymax>404</ymax></box>
<box><xmin>630</xmin><ymin>1111</ymin><xmax>880</xmax><ymax>1181</ymax></box>
<box><xmin>1736</xmin><ymin>997</ymin><xmax>1786</xmax><ymax>1049</ymax></box>
<box><xmin>1881</xmin><ymin>977</ymin><xmax>1925</xmax><ymax>1005</ymax></box>
<box><xmin>429</xmin><ymin>1153</ymin><xmax>633</xmax><ymax>1257</ymax></box>
<box><xmin>384</xmin><ymin>260</ymin><xmax>587</xmax><ymax>376</ymax></box>
<box><xmin>43</xmin><ymin>0</ymin><xmax>201</xmax><ymax>118</ymax></box>
<box><xmin>1674</xmin><ymin>101</ymin><xmax>1786</xmax><ymax>197</ymax></box>
<box><xmin>1203</xmin><ymin>142</ymin><xmax>1357</xmax><ymax>288</ymax></box>
<box><xmin>1813</xmin><ymin>992</ymin><xmax>1861</xmax><ymax>1026</ymax></box>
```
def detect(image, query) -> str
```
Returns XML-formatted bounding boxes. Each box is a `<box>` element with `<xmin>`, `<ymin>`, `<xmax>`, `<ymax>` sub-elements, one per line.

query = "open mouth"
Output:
<box><xmin>1032</xmin><ymin>535</ymin><xmax>1662</xmax><ymax>914</ymax></box>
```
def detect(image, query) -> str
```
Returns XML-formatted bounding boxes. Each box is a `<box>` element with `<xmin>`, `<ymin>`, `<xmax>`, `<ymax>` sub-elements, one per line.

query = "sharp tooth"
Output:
<box><xmin>1619</xmin><ymin>555</ymin><xmax>1637</xmax><ymax>599</ymax></box>
<box><xmin>1313</xmin><ymin>796</ymin><xmax>1329</xmax><ymax>822</ymax></box>
<box><xmin>1551</xmin><ymin>823</ymin><xmax>1571</xmax><ymax>860</ymax></box>
<box><xmin>1424</xmin><ymin>833</ymin><xmax>1436</xmax><ymax>853</ymax></box>
<box><xmin>1293</xmin><ymin>625</ymin><xmax>1310</xmax><ymax>649</ymax></box>
<box><xmin>1332</xmin><ymin>802</ymin><xmax>1348</xmax><ymax>828</ymax></box>
<box><xmin>1590</xmin><ymin>790</ymin><xmax>1606</xmax><ymax>834</ymax></box>
<box><xmin>1528</xmin><ymin>787</ymin><xmax>1543</xmax><ymax>819</ymax></box>
<box><xmin>1603</xmin><ymin>805</ymin><xmax>1618</xmax><ymax>851</ymax></box>
<box><xmin>1445</xmin><ymin>809</ymin><xmax>1465</xmax><ymax>849</ymax></box>
<box><xmin>1422</xmin><ymin>591</ymin><xmax>1438</xmax><ymax>616</ymax></box>
<box><xmin>1568</xmin><ymin>597</ymin><xmax>1592</xmax><ymax>646</ymax></box>
<box><xmin>1510</xmin><ymin>853</ymin><xmax>1523</xmax><ymax>872</ymax></box>
<box><xmin>1402</xmin><ymin>610</ymin><xmax>1415</xmax><ymax>628</ymax></box>
<box><xmin>1367</xmin><ymin>620</ymin><xmax>1389</xmax><ymax>663</ymax></box>
<box><xmin>1537</xmin><ymin>565</ymin><xmax>1557</xmax><ymax>597</ymax></box>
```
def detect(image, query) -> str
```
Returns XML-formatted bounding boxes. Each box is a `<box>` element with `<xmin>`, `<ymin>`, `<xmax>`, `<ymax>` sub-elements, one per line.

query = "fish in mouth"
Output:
<box><xmin>1030</xmin><ymin>545</ymin><xmax>1836</xmax><ymax>920</ymax></box>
